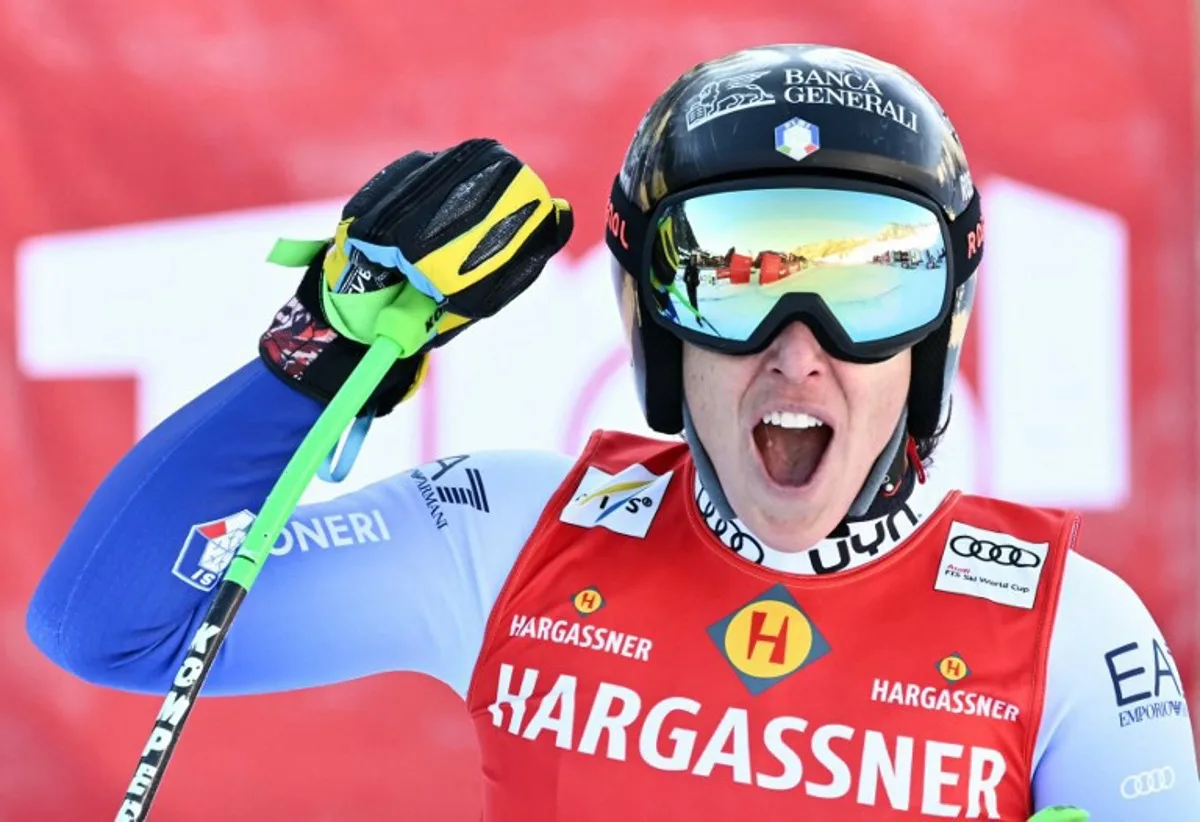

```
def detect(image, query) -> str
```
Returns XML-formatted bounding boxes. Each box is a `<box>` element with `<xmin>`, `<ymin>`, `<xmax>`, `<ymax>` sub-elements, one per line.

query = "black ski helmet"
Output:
<box><xmin>606</xmin><ymin>44</ymin><xmax>983</xmax><ymax>450</ymax></box>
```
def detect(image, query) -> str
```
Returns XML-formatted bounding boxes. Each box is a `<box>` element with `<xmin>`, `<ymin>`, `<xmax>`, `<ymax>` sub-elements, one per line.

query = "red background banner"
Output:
<box><xmin>1</xmin><ymin>1</ymin><xmax>1195</xmax><ymax>818</ymax></box>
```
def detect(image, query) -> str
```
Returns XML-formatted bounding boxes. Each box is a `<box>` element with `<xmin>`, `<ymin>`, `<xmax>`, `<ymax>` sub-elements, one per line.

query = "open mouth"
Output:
<box><xmin>752</xmin><ymin>411</ymin><xmax>834</xmax><ymax>488</ymax></box>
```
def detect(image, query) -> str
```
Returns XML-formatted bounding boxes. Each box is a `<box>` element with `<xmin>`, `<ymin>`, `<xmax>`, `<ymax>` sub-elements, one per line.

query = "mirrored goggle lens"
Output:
<box><xmin>647</xmin><ymin>187</ymin><xmax>950</xmax><ymax>348</ymax></box>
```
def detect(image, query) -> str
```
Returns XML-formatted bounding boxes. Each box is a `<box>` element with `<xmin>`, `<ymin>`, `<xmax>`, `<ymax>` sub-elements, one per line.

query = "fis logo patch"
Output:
<box><xmin>708</xmin><ymin>584</ymin><xmax>831</xmax><ymax>695</ymax></box>
<box><xmin>172</xmin><ymin>511</ymin><xmax>256</xmax><ymax>591</ymax></box>
<box><xmin>572</xmin><ymin>587</ymin><xmax>605</xmax><ymax>617</ymax></box>
<box><xmin>937</xmin><ymin>652</ymin><xmax>972</xmax><ymax>684</ymax></box>
<box><xmin>559</xmin><ymin>463</ymin><xmax>673</xmax><ymax>539</ymax></box>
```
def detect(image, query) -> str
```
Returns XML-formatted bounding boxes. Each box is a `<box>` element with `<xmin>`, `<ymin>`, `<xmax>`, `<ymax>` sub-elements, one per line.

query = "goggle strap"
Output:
<box><xmin>605</xmin><ymin>176</ymin><xmax>649</xmax><ymax>275</ymax></box>
<box><xmin>949</xmin><ymin>191</ymin><xmax>984</xmax><ymax>287</ymax></box>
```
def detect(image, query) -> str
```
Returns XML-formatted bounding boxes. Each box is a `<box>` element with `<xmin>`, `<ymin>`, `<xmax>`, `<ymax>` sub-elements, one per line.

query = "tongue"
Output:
<box><xmin>753</xmin><ymin>423</ymin><xmax>832</xmax><ymax>487</ymax></box>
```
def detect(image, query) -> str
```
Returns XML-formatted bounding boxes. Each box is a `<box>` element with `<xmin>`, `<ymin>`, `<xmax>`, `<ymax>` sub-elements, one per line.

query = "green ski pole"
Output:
<box><xmin>114</xmin><ymin>284</ymin><xmax>436</xmax><ymax>822</ymax></box>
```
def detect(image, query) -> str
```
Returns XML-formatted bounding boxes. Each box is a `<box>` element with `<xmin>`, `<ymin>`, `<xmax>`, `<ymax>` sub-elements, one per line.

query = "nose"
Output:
<box><xmin>762</xmin><ymin>320</ymin><xmax>828</xmax><ymax>381</ymax></box>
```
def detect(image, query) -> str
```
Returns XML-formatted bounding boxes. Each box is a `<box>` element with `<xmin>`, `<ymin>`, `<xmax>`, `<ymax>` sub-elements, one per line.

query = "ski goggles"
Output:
<box><xmin>606</xmin><ymin>176</ymin><xmax>983</xmax><ymax>362</ymax></box>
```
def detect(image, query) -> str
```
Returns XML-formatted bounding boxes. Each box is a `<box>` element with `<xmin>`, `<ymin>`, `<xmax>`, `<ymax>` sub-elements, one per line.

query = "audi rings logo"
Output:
<box><xmin>936</xmin><ymin>524</ymin><xmax>1048</xmax><ymax>609</ymax></box>
<box><xmin>1120</xmin><ymin>767</ymin><xmax>1176</xmax><ymax>799</ymax></box>
<box><xmin>949</xmin><ymin>535</ymin><xmax>1043</xmax><ymax>568</ymax></box>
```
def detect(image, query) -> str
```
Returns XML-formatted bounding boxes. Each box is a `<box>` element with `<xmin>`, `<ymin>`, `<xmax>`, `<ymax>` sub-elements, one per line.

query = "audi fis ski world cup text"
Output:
<box><xmin>934</xmin><ymin>524</ymin><xmax>1049</xmax><ymax>610</ymax></box>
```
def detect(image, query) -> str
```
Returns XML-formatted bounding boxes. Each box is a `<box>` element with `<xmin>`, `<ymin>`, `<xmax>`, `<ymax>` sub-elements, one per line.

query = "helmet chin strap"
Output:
<box><xmin>682</xmin><ymin>399</ymin><xmax>911</xmax><ymax>531</ymax></box>
<box><xmin>682</xmin><ymin>400</ymin><xmax>739</xmax><ymax>521</ymax></box>
<box><xmin>846</xmin><ymin>406</ymin><xmax>909</xmax><ymax>518</ymax></box>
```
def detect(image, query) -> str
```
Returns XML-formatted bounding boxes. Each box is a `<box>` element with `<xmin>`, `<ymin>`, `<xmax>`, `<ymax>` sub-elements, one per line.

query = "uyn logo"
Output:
<box><xmin>435</xmin><ymin>467</ymin><xmax>489</xmax><ymax>512</ymax></box>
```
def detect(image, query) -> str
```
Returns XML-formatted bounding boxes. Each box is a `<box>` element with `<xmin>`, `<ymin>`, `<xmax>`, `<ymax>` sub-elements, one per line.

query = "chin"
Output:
<box><xmin>729</xmin><ymin>484</ymin><xmax>835</xmax><ymax>554</ymax></box>
<box><xmin>762</xmin><ymin>507</ymin><xmax>841</xmax><ymax>553</ymax></box>
<box><xmin>736</xmin><ymin>474</ymin><xmax>847</xmax><ymax>554</ymax></box>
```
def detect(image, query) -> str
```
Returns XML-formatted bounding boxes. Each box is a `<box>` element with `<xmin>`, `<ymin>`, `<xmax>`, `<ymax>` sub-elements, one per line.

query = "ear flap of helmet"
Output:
<box><xmin>637</xmin><ymin>307</ymin><xmax>684</xmax><ymax>434</ymax></box>
<box><xmin>908</xmin><ymin>276</ymin><xmax>976</xmax><ymax>441</ymax></box>
<box><xmin>908</xmin><ymin>318</ymin><xmax>951</xmax><ymax>441</ymax></box>
<box><xmin>909</xmin><ymin>190</ymin><xmax>983</xmax><ymax>442</ymax></box>
<box><xmin>611</xmin><ymin>257</ymin><xmax>684</xmax><ymax>434</ymax></box>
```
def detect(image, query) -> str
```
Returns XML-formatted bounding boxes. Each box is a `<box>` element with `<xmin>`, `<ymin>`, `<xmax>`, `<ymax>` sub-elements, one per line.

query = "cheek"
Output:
<box><xmin>884</xmin><ymin>352</ymin><xmax>913</xmax><ymax>415</ymax></box>
<box><xmin>682</xmin><ymin>345</ymin><xmax>747</xmax><ymax>431</ymax></box>
<box><xmin>681</xmin><ymin>344</ymin><xmax>712</xmax><ymax>422</ymax></box>
<box><xmin>839</xmin><ymin>352</ymin><xmax>912</xmax><ymax>428</ymax></box>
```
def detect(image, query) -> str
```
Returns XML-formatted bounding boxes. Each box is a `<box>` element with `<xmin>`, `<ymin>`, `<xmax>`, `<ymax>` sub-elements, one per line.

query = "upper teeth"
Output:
<box><xmin>763</xmin><ymin>411</ymin><xmax>825</xmax><ymax>429</ymax></box>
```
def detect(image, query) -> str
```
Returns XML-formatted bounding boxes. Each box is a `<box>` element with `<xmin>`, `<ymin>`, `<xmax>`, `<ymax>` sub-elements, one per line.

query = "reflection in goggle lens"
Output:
<box><xmin>650</xmin><ymin>188</ymin><xmax>949</xmax><ymax>345</ymax></box>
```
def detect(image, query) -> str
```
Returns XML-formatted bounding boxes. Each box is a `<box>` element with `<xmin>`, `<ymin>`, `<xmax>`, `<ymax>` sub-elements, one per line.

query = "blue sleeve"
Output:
<box><xmin>1032</xmin><ymin>551</ymin><xmax>1200</xmax><ymax>819</ymax></box>
<box><xmin>26</xmin><ymin>359</ymin><xmax>572</xmax><ymax>699</ymax></box>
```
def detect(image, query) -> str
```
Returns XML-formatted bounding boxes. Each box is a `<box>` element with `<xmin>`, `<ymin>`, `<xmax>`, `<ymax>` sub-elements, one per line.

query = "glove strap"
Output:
<box><xmin>318</xmin><ymin>410</ymin><xmax>376</xmax><ymax>483</ymax></box>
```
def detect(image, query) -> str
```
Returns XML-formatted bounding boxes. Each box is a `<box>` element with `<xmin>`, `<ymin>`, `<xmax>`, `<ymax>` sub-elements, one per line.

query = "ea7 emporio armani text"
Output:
<box><xmin>487</xmin><ymin>664</ymin><xmax>1008</xmax><ymax>818</ymax></box>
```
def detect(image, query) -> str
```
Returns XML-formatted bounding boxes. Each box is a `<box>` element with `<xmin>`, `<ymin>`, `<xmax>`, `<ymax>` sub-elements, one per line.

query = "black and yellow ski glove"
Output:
<box><xmin>260</xmin><ymin>138</ymin><xmax>573</xmax><ymax>417</ymax></box>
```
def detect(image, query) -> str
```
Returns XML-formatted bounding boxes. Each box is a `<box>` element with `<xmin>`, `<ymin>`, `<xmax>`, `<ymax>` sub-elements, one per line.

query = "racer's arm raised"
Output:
<box><xmin>27</xmin><ymin>360</ymin><xmax>569</xmax><ymax>698</ymax></box>
<box><xmin>27</xmin><ymin>140</ymin><xmax>575</xmax><ymax>699</ymax></box>
<box><xmin>1031</xmin><ymin>550</ymin><xmax>1200</xmax><ymax>820</ymax></box>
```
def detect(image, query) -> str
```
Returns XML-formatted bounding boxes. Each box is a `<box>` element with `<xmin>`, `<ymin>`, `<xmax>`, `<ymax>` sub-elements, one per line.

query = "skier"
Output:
<box><xmin>27</xmin><ymin>44</ymin><xmax>1199</xmax><ymax>820</ymax></box>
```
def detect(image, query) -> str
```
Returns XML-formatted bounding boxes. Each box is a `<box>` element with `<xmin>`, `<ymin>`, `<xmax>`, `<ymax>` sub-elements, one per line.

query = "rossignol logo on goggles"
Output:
<box><xmin>605</xmin><ymin>198</ymin><xmax>629</xmax><ymax>250</ymax></box>
<box><xmin>486</xmin><ymin>663</ymin><xmax>1009</xmax><ymax>817</ymax></box>
<box><xmin>967</xmin><ymin>218</ymin><xmax>984</xmax><ymax>259</ymax></box>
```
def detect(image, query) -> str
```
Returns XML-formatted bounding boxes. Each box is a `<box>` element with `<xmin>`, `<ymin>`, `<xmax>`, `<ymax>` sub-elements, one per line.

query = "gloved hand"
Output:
<box><xmin>1027</xmin><ymin>805</ymin><xmax>1089</xmax><ymax>822</ymax></box>
<box><xmin>259</xmin><ymin>138</ymin><xmax>573</xmax><ymax>417</ymax></box>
